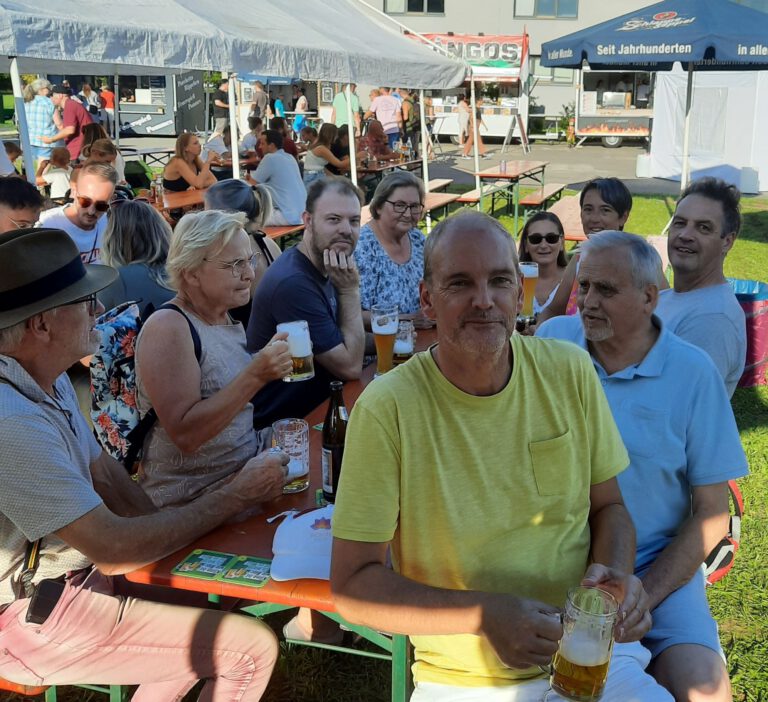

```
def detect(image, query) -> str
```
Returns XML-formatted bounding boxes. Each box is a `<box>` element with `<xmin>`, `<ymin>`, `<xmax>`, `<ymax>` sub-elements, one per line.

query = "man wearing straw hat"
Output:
<box><xmin>0</xmin><ymin>228</ymin><xmax>284</xmax><ymax>697</ymax></box>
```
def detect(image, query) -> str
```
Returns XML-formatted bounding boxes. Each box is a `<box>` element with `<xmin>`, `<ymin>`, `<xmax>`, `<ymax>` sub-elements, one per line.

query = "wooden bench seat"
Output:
<box><xmin>426</xmin><ymin>178</ymin><xmax>453</xmax><ymax>192</ymax></box>
<box><xmin>520</xmin><ymin>183</ymin><xmax>565</xmax><ymax>209</ymax></box>
<box><xmin>455</xmin><ymin>181</ymin><xmax>510</xmax><ymax>205</ymax></box>
<box><xmin>547</xmin><ymin>195</ymin><xmax>586</xmax><ymax>242</ymax></box>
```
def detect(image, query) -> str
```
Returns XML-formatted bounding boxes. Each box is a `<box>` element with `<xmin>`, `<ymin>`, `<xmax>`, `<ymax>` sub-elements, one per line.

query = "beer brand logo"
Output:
<box><xmin>618</xmin><ymin>11</ymin><xmax>695</xmax><ymax>31</ymax></box>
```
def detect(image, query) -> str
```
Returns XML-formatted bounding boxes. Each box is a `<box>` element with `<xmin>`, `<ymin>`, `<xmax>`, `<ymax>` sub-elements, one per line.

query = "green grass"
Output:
<box><xmin>1</xmin><ymin>192</ymin><xmax>766</xmax><ymax>702</ymax></box>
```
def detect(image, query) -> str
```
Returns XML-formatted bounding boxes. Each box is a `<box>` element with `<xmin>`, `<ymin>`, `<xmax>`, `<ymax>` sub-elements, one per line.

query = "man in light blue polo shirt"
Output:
<box><xmin>538</xmin><ymin>231</ymin><xmax>748</xmax><ymax>702</ymax></box>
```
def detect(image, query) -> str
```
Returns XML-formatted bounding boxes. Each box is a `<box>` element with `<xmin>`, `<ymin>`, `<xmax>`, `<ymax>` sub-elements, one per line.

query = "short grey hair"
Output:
<box><xmin>166</xmin><ymin>210</ymin><xmax>248</xmax><ymax>290</ymax></box>
<box><xmin>369</xmin><ymin>171</ymin><xmax>425</xmax><ymax>220</ymax></box>
<box><xmin>0</xmin><ymin>320</ymin><xmax>26</xmax><ymax>351</ymax></box>
<box><xmin>424</xmin><ymin>209</ymin><xmax>516</xmax><ymax>283</ymax></box>
<box><xmin>580</xmin><ymin>230</ymin><xmax>662</xmax><ymax>289</ymax></box>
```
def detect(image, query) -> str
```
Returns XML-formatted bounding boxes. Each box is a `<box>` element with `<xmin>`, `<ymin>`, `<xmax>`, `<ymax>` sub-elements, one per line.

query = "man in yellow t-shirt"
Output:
<box><xmin>331</xmin><ymin>211</ymin><xmax>672</xmax><ymax>701</ymax></box>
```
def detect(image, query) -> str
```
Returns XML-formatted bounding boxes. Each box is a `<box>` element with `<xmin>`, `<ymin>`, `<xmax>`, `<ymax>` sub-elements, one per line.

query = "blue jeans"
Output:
<box><xmin>386</xmin><ymin>131</ymin><xmax>401</xmax><ymax>149</ymax></box>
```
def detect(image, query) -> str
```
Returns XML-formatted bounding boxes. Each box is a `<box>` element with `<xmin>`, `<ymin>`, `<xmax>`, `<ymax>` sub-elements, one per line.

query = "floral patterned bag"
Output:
<box><xmin>90</xmin><ymin>301</ymin><xmax>200</xmax><ymax>471</ymax></box>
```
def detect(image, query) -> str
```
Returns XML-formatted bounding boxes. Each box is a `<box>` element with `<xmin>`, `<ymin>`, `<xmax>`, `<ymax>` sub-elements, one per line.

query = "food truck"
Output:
<box><xmin>576</xmin><ymin>69</ymin><xmax>653</xmax><ymax>147</ymax></box>
<box><xmin>48</xmin><ymin>72</ymin><xmax>208</xmax><ymax>137</ymax></box>
<box><xmin>411</xmin><ymin>33</ymin><xmax>530</xmax><ymax>143</ymax></box>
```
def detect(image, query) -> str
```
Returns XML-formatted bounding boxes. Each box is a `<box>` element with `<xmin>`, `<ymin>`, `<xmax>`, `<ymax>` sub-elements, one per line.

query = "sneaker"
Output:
<box><xmin>459</xmin><ymin>155</ymin><xmax>473</xmax><ymax>160</ymax></box>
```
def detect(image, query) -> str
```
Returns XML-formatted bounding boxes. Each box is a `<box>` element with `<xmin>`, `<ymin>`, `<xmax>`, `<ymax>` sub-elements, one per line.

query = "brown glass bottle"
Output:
<box><xmin>322</xmin><ymin>381</ymin><xmax>348</xmax><ymax>503</ymax></box>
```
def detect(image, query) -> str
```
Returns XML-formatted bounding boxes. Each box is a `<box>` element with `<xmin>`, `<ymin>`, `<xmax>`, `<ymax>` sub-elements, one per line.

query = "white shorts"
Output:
<box><xmin>411</xmin><ymin>642</ymin><xmax>672</xmax><ymax>702</ymax></box>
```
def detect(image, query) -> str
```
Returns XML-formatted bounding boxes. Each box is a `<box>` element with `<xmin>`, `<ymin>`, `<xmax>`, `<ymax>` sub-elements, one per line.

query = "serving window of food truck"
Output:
<box><xmin>576</xmin><ymin>69</ymin><xmax>653</xmax><ymax>148</ymax></box>
<box><xmin>410</xmin><ymin>33</ymin><xmax>530</xmax><ymax>143</ymax></box>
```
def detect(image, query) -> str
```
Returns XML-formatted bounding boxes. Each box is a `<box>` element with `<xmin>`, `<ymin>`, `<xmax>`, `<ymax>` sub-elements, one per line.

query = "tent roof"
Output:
<box><xmin>0</xmin><ymin>0</ymin><xmax>467</xmax><ymax>87</ymax></box>
<box><xmin>541</xmin><ymin>0</ymin><xmax>768</xmax><ymax>71</ymax></box>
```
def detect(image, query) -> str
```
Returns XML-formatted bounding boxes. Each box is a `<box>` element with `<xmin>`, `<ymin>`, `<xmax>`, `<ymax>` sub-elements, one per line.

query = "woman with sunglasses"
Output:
<box><xmin>134</xmin><ymin>209</ymin><xmax>293</xmax><ymax>512</ymax></box>
<box><xmin>98</xmin><ymin>199</ymin><xmax>175</xmax><ymax>316</ymax></box>
<box><xmin>162</xmin><ymin>132</ymin><xmax>218</xmax><ymax>192</ymax></box>
<box><xmin>356</xmin><ymin>171</ymin><xmax>432</xmax><ymax>328</ymax></box>
<box><xmin>518</xmin><ymin>212</ymin><xmax>568</xmax><ymax>317</ymax></box>
<box><xmin>204</xmin><ymin>179</ymin><xmax>282</xmax><ymax>326</ymax></box>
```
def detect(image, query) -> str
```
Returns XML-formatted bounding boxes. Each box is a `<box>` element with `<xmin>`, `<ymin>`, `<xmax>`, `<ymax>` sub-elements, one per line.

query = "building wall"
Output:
<box><xmin>368</xmin><ymin>0</ymin><xmax>653</xmax><ymax>115</ymax></box>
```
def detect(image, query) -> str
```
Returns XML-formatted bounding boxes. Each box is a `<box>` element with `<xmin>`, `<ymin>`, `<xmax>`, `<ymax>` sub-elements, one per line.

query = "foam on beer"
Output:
<box><xmin>394</xmin><ymin>338</ymin><xmax>414</xmax><ymax>355</ymax></box>
<box><xmin>559</xmin><ymin>631</ymin><xmax>610</xmax><ymax>667</ymax></box>
<box><xmin>278</xmin><ymin>321</ymin><xmax>313</xmax><ymax>357</ymax></box>
<box><xmin>372</xmin><ymin>317</ymin><xmax>398</xmax><ymax>335</ymax></box>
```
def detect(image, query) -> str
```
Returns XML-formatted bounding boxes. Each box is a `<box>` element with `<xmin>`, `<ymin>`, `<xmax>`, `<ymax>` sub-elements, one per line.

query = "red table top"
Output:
<box><xmin>125</xmin><ymin>329</ymin><xmax>438</xmax><ymax>610</ymax></box>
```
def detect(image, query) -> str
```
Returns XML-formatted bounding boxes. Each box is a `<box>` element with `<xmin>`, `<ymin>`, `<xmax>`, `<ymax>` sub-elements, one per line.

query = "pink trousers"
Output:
<box><xmin>0</xmin><ymin>570</ymin><xmax>278</xmax><ymax>701</ymax></box>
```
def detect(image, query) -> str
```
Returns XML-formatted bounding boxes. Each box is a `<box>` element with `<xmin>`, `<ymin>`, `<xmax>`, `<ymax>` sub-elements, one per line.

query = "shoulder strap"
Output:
<box><xmin>123</xmin><ymin>303</ymin><xmax>202</xmax><ymax>471</ymax></box>
<box><xmin>253</xmin><ymin>231</ymin><xmax>275</xmax><ymax>265</ymax></box>
<box><xmin>156</xmin><ymin>303</ymin><xmax>202</xmax><ymax>361</ymax></box>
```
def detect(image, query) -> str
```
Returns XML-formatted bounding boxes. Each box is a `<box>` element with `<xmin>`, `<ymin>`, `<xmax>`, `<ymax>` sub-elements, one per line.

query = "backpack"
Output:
<box><xmin>123</xmin><ymin>159</ymin><xmax>154</xmax><ymax>191</ymax></box>
<box><xmin>90</xmin><ymin>302</ymin><xmax>201</xmax><ymax>472</ymax></box>
<box><xmin>703</xmin><ymin>479</ymin><xmax>744</xmax><ymax>585</ymax></box>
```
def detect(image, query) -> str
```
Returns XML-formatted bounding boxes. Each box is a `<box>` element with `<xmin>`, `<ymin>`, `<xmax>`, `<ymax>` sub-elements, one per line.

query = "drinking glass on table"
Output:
<box><xmin>271</xmin><ymin>418</ymin><xmax>310</xmax><ymax>494</ymax></box>
<box><xmin>371</xmin><ymin>304</ymin><xmax>399</xmax><ymax>376</ymax></box>
<box><xmin>393</xmin><ymin>320</ymin><xmax>415</xmax><ymax>366</ymax></box>
<box><xmin>549</xmin><ymin>586</ymin><xmax>618</xmax><ymax>702</ymax></box>
<box><xmin>276</xmin><ymin>320</ymin><xmax>314</xmax><ymax>382</ymax></box>
<box><xmin>519</xmin><ymin>262</ymin><xmax>539</xmax><ymax>323</ymax></box>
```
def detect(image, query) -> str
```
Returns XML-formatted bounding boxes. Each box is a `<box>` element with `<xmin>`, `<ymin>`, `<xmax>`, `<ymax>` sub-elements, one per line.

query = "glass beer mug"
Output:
<box><xmin>550</xmin><ymin>587</ymin><xmax>618</xmax><ymax>702</ymax></box>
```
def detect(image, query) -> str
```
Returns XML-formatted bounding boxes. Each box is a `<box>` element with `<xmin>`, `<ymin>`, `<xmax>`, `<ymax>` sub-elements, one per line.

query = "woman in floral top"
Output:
<box><xmin>356</xmin><ymin>171</ymin><xmax>431</xmax><ymax>327</ymax></box>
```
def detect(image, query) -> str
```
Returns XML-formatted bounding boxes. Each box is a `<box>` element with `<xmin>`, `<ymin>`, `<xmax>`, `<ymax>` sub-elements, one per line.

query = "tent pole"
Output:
<box><xmin>470</xmin><ymin>75</ymin><xmax>481</xmax><ymax>211</ymax></box>
<box><xmin>681</xmin><ymin>63</ymin><xmax>694</xmax><ymax>191</ymax></box>
<box><xmin>228</xmin><ymin>73</ymin><xmax>239</xmax><ymax>179</ymax></box>
<box><xmin>345</xmin><ymin>84</ymin><xmax>358</xmax><ymax>187</ymax></box>
<box><xmin>419</xmin><ymin>89</ymin><xmax>432</xmax><ymax>233</ymax></box>
<box><xmin>9</xmin><ymin>58</ymin><xmax>35</xmax><ymax>185</ymax></box>
<box><xmin>113</xmin><ymin>74</ymin><xmax>120</xmax><ymax>145</ymax></box>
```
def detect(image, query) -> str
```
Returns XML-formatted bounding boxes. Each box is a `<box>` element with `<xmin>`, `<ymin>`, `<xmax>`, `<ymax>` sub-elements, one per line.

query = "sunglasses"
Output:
<box><xmin>76</xmin><ymin>196</ymin><xmax>111</xmax><ymax>213</ymax></box>
<box><xmin>527</xmin><ymin>232</ymin><xmax>562</xmax><ymax>245</ymax></box>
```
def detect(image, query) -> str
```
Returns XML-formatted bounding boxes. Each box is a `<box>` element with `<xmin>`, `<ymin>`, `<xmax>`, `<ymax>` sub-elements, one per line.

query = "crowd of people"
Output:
<box><xmin>0</xmin><ymin>74</ymin><xmax>753</xmax><ymax>702</ymax></box>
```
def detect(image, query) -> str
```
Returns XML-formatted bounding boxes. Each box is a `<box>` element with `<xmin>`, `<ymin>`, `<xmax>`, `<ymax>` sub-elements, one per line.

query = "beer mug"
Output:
<box><xmin>393</xmin><ymin>320</ymin><xmax>415</xmax><ymax>366</ymax></box>
<box><xmin>272</xmin><ymin>418</ymin><xmax>310</xmax><ymax>494</ymax></box>
<box><xmin>519</xmin><ymin>262</ymin><xmax>539</xmax><ymax>319</ymax></box>
<box><xmin>371</xmin><ymin>304</ymin><xmax>398</xmax><ymax>376</ymax></box>
<box><xmin>276</xmin><ymin>320</ymin><xmax>314</xmax><ymax>382</ymax></box>
<box><xmin>551</xmin><ymin>587</ymin><xmax>618</xmax><ymax>702</ymax></box>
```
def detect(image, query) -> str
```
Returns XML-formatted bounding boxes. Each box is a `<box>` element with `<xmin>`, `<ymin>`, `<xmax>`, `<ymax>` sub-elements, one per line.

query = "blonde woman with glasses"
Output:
<box><xmin>134</xmin><ymin>209</ymin><xmax>293</xmax><ymax>511</ymax></box>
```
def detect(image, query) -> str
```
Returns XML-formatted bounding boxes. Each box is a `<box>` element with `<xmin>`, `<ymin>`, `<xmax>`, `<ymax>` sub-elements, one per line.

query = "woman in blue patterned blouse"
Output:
<box><xmin>356</xmin><ymin>171</ymin><xmax>433</xmax><ymax>328</ymax></box>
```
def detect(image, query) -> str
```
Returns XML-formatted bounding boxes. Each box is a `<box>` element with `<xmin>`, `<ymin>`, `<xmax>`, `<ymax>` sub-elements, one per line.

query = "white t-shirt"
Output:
<box><xmin>239</xmin><ymin>132</ymin><xmax>259</xmax><ymax>153</ymax></box>
<box><xmin>41</xmin><ymin>166</ymin><xmax>73</xmax><ymax>199</ymax></box>
<box><xmin>38</xmin><ymin>206</ymin><xmax>107</xmax><ymax>264</ymax></box>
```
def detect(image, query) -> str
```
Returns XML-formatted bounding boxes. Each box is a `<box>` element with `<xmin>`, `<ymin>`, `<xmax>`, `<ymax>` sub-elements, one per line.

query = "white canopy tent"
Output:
<box><xmin>650</xmin><ymin>69</ymin><xmax>768</xmax><ymax>194</ymax></box>
<box><xmin>0</xmin><ymin>0</ymin><xmax>466</xmax><ymax>182</ymax></box>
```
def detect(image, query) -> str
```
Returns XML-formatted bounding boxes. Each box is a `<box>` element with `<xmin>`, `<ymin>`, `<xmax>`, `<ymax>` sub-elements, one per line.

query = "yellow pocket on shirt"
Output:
<box><xmin>529</xmin><ymin>429</ymin><xmax>575</xmax><ymax>496</ymax></box>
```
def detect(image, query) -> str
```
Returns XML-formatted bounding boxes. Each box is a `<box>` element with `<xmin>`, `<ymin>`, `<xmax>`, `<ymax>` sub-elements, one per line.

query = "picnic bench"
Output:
<box><xmin>456</xmin><ymin>181</ymin><xmax>511</xmax><ymax>209</ymax></box>
<box><xmin>547</xmin><ymin>194</ymin><xmax>586</xmax><ymax>242</ymax></box>
<box><xmin>263</xmin><ymin>224</ymin><xmax>305</xmax><ymax>249</ymax></box>
<box><xmin>519</xmin><ymin>182</ymin><xmax>566</xmax><ymax>210</ymax></box>
<box><xmin>426</xmin><ymin>178</ymin><xmax>453</xmax><ymax>192</ymax></box>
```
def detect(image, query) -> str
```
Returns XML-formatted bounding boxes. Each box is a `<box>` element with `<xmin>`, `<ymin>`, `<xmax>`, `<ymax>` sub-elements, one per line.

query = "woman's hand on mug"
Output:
<box><xmin>250</xmin><ymin>332</ymin><xmax>292</xmax><ymax>384</ymax></box>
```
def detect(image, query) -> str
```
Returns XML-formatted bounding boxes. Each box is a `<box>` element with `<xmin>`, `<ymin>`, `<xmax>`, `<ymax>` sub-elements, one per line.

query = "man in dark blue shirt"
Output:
<box><xmin>247</xmin><ymin>177</ymin><xmax>365</xmax><ymax>427</ymax></box>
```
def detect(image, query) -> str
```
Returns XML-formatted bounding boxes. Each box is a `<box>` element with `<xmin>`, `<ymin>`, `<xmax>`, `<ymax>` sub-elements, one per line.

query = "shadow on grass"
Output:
<box><xmin>740</xmin><ymin>208</ymin><xmax>768</xmax><ymax>246</ymax></box>
<box><xmin>731</xmin><ymin>385</ymin><xmax>768</xmax><ymax>433</ymax></box>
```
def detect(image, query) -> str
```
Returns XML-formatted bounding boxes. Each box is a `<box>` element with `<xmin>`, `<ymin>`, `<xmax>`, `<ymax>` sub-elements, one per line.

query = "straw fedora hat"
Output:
<box><xmin>0</xmin><ymin>228</ymin><xmax>117</xmax><ymax>329</ymax></box>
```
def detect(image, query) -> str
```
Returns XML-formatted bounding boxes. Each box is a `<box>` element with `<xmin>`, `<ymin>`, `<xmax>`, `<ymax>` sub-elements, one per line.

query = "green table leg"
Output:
<box><xmin>391</xmin><ymin>634</ymin><xmax>412</xmax><ymax>702</ymax></box>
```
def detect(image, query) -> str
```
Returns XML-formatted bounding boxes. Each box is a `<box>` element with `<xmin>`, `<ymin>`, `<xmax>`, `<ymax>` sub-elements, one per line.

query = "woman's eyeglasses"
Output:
<box><xmin>385</xmin><ymin>200</ymin><xmax>424</xmax><ymax>215</ymax></box>
<box><xmin>76</xmin><ymin>196</ymin><xmax>111</xmax><ymax>213</ymax></box>
<box><xmin>527</xmin><ymin>233</ymin><xmax>562</xmax><ymax>245</ymax></box>
<box><xmin>204</xmin><ymin>253</ymin><xmax>260</xmax><ymax>277</ymax></box>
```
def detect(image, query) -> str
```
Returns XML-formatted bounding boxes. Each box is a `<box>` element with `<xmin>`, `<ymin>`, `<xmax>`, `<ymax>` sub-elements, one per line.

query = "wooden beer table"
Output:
<box><xmin>126</xmin><ymin>330</ymin><xmax>437</xmax><ymax>701</ymax></box>
<box><xmin>475</xmin><ymin>160</ymin><xmax>548</xmax><ymax>235</ymax></box>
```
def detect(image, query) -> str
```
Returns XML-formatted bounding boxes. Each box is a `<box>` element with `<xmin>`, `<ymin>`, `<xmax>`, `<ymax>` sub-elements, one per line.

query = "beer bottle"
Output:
<box><xmin>322</xmin><ymin>381</ymin><xmax>348</xmax><ymax>503</ymax></box>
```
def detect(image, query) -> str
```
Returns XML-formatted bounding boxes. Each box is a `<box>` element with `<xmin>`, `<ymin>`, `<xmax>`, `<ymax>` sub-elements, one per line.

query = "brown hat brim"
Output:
<box><xmin>0</xmin><ymin>263</ymin><xmax>117</xmax><ymax>330</ymax></box>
